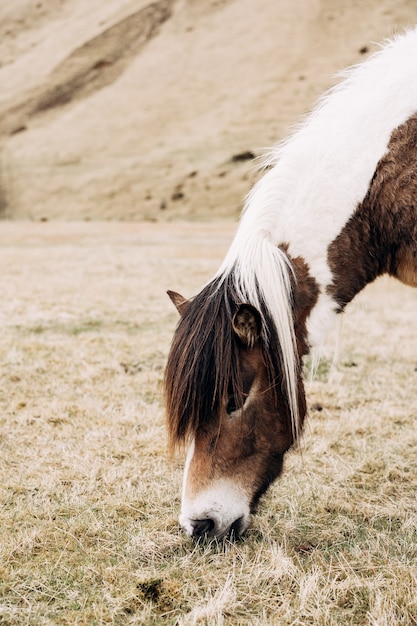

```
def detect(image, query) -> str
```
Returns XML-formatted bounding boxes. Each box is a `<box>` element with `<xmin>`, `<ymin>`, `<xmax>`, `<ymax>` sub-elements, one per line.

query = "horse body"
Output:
<box><xmin>165</xmin><ymin>28</ymin><xmax>417</xmax><ymax>539</ymax></box>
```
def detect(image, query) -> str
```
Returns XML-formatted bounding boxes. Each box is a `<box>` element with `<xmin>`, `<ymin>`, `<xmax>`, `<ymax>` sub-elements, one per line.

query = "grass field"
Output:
<box><xmin>0</xmin><ymin>221</ymin><xmax>416</xmax><ymax>625</ymax></box>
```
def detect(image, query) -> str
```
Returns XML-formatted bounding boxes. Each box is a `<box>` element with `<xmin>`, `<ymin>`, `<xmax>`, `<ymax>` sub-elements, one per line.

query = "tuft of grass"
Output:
<box><xmin>0</xmin><ymin>222</ymin><xmax>416</xmax><ymax>625</ymax></box>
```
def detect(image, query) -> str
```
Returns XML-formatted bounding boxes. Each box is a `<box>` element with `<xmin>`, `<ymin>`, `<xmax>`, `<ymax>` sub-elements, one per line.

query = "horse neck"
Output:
<box><xmin>327</xmin><ymin>112</ymin><xmax>417</xmax><ymax>311</ymax></box>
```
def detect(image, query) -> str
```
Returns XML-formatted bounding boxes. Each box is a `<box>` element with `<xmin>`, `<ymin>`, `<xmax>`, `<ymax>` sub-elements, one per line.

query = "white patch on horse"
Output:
<box><xmin>181</xmin><ymin>438</ymin><xmax>195</xmax><ymax>503</ymax></box>
<box><xmin>220</xmin><ymin>27</ymin><xmax>417</xmax><ymax>347</ymax></box>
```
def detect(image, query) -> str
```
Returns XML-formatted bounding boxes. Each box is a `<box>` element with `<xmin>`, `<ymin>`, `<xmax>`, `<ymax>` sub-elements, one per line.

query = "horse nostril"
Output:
<box><xmin>190</xmin><ymin>518</ymin><xmax>215</xmax><ymax>538</ymax></box>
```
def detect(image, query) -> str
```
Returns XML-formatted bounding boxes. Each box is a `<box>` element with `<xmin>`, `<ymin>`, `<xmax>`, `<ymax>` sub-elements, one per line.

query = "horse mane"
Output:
<box><xmin>164</xmin><ymin>235</ymin><xmax>300</xmax><ymax>452</ymax></box>
<box><xmin>217</xmin><ymin>234</ymin><xmax>300</xmax><ymax>439</ymax></box>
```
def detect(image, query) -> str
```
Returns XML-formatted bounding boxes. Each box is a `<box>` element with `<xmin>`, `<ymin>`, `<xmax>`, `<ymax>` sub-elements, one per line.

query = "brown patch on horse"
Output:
<box><xmin>291</xmin><ymin>254</ymin><xmax>320</xmax><ymax>356</ymax></box>
<box><xmin>183</xmin><ymin>343</ymin><xmax>265</xmax><ymax>500</ymax></box>
<box><xmin>395</xmin><ymin>246</ymin><xmax>417</xmax><ymax>287</ymax></box>
<box><xmin>279</xmin><ymin>246</ymin><xmax>320</xmax><ymax>356</ymax></box>
<box><xmin>182</xmin><ymin>338</ymin><xmax>291</xmax><ymax>507</ymax></box>
<box><xmin>327</xmin><ymin>112</ymin><xmax>417</xmax><ymax>308</ymax></box>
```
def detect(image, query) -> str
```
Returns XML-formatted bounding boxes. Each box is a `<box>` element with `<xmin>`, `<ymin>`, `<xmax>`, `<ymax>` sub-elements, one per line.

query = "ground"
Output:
<box><xmin>0</xmin><ymin>222</ymin><xmax>416</xmax><ymax>624</ymax></box>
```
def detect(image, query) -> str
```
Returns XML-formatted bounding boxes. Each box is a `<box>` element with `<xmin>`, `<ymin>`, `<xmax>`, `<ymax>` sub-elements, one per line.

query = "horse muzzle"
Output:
<box><xmin>179</xmin><ymin>479</ymin><xmax>252</xmax><ymax>540</ymax></box>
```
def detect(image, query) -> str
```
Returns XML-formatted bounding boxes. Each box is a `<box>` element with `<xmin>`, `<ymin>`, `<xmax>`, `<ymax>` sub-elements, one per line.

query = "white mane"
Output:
<box><xmin>217</xmin><ymin>234</ymin><xmax>299</xmax><ymax>438</ymax></box>
<box><xmin>216</xmin><ymin>26</ymin><xmax>417</xmax><ymax>438</ymax></box>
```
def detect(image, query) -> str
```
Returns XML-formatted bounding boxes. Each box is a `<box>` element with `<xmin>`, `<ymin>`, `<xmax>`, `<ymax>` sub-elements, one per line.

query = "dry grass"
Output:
<box><xmin>0</xmin><ymin>221</ymin><xmax>416</xmax><ymax>625</ymax></box>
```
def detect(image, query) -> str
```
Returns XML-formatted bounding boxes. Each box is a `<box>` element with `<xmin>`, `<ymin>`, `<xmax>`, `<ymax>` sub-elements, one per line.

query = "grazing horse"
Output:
<box><xmin>164</xmin><ymin>28</ymin><xmax>417</xmax><ymax>539</ymax></box>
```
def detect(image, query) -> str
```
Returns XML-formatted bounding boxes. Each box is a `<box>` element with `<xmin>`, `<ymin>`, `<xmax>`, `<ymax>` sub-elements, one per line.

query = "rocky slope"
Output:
<box><xmin>1</xmin><ymin>0</ymin><xmax>416</xmax><ymax>220</ymax></box>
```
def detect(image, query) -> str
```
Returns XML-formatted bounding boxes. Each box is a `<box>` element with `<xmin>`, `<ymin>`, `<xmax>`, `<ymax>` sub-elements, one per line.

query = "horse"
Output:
<box><xmin>164</xmin><ymin>27</ymin><xmax>417</xmax><ymax>540</ymax></box>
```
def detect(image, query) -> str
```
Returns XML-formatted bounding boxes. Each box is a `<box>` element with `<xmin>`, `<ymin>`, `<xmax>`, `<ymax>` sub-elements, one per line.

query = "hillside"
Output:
<box><xmin>1</xmin><ymin>0</ymin><xmax>416</xmax><ymax>220</ymax></box>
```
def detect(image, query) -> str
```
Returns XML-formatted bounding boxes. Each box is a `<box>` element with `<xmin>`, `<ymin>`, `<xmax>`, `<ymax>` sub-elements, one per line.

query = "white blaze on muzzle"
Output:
<box><xmin>180</xmin><ymin>440</ymin><xmax>252</xmax><ymax>539</ymax></box>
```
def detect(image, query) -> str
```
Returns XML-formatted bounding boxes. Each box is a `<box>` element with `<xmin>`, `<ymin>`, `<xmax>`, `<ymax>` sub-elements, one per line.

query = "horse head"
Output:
<box><xmin>165</xmin><ymin>281</ymin><xmax>307</xmax><ymax>539</ymax></box>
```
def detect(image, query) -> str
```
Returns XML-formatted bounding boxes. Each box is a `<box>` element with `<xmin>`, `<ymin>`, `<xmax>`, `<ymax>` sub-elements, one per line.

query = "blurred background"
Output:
<box><xmin>1</xmin><ymin>0</ymin><xmax>417</xmax><ymax>222</ymax></box>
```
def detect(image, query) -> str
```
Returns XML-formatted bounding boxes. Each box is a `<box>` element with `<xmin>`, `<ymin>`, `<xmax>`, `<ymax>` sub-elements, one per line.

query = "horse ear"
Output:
<box><xmin>232</xmin><ymin>304</ymin><xmax>262</xmax><ymax>348</ymax></box>
<box><xmin>167</xmin><ymin>290</ymin><xmax>189</xmax><ymax>316</ymax></box>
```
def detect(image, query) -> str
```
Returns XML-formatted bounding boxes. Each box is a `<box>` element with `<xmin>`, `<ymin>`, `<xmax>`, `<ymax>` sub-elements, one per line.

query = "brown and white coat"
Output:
<box><xmin>165</xmin><ymin>28</ymin><xmax>417</xmax><ymax>539</ymax></box>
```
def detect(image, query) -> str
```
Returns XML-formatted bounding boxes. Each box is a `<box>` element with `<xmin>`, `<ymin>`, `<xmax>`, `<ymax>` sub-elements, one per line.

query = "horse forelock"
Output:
<box><xmin>164</xmin><ymin>263</ymin><xmax>299</xmax><ymax>453</ymax></box>
<box><xmin>164</xmin><ymin>275</ymin><xmax>241</xmax><ymax>452</ymax></box>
